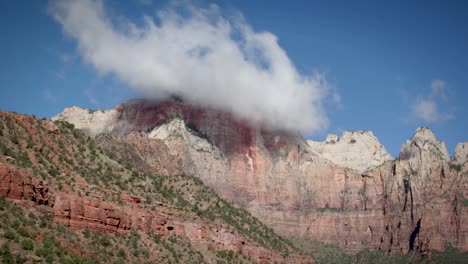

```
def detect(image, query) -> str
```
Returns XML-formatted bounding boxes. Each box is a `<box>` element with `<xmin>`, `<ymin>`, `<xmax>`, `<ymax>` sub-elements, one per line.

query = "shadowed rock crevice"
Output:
<box><xmin>409</xmin><ymin>218</ymin><xmax>422</xmax><ymax>251</ymax></box>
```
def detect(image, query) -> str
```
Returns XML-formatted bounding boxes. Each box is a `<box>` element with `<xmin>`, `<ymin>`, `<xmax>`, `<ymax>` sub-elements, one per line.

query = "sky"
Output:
<box><xmin>0</xmin><ymin>0</ymin><xmax>467</xmax><ymax>156</ymax></box>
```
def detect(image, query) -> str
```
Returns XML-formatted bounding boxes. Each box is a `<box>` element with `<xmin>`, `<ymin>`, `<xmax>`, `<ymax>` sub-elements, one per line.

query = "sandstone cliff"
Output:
<box><xmin>1</xmin><ymin>110</ymin><xmax>312</xmax><ymax>263</ymax></box>
<box><xmin>455</xmin><ymin>142</ymin><xmax>468</xmax><ymax>165</ymax></box>
<box><xmin>54</xmin><ymin>99</ymin><xmax>468</xmax><ymax>255</ymax></box>
<box><xmin>307</xmin><ymin>130</ymin><xmax>393</xmax><ymax>173</ymax></box>
<box><xmin>52</xmin><ymin>106</ymin><xmax>117</xmax><ymax>135</ymax></box>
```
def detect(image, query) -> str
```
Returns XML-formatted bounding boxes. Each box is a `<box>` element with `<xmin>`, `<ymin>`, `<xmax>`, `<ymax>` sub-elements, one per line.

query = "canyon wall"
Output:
<box><xmin>54</xmin><ymin>99</ymin><xmax>468</xmax><ymax>254</ymax></box>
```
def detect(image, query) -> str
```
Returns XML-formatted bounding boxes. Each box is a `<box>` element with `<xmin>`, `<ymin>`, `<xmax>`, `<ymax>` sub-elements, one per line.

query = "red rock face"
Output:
<box><xmin>0</xmin><ymin>160</ymin><xmax>312</xmax><ymax>263</ymax></box>
<box><xmin>52</xmin><ymin>192</ymin><xmax>312</xmax><ymax>263</ymax></box>
<box><xmin>114</xmin><ymin>100</ymin><xmax>305</xmax><ymax>156</ymax></box>
<box><xmin>0</xmin><ymin>162</ymin><xmax>52</xmax><ymax>205</ymax></box>
<box><xmin>56</xmin><ymin>99</ymin><xmax>468</xmax><ymax>255</ymax></box>
<box><xmin>114</xmin><ymin>100</ymin><xmax>258</xmax><ymax>155</ymax></box>
<box><xmin>0</xmin><ymin>162</ymin><xmax>25</xmax><ymax>200</ymax></box>
<box><xmin>112</xmin><ymin>99</ymin><xmax>307</xmax><ymax>202</ymax></box>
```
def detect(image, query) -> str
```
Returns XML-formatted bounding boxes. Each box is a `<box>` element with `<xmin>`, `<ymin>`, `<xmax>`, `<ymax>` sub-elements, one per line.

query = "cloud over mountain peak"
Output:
<box><xmin>50</xmin><ymin>0</ymin><xmax>335</xmax><ymax>133</ymax></box>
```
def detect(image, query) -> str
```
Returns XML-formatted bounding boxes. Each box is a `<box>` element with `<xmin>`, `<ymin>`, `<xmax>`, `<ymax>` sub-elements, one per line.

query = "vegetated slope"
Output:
<box><xmin>54</xmin><ymin>99</ymin><xmax>468</xmax><ymax>255</ymax></box>
<box><xmin>289</xmin><ymin>236</ymin><xmax>468</xmax><ymax>264</ymax></box>
<box><xmin>0</xmin><ymin>111</ymin><xmax>311</xmax><ymax>263</ymax></box>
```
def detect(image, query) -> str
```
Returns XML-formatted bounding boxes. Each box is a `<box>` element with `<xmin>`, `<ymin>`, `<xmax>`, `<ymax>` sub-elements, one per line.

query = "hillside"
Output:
<box><xmin>54</xmin><ymin>99</ymin><xmax>468</xmax><ymax>255</ymax></box>
<box><xmin>0</xmin><ymin>111</ymin><xmax>311</xmax><ymax>263</ymax></box>
<box><xmin>1</xmin><ymin>101</ymin><xmax>468</xmax><ymax>263</ymax></box>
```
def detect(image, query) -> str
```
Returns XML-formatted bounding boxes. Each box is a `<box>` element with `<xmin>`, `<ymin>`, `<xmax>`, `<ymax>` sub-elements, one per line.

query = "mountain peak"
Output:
<box><xmin>400</xmin><ymin>126</ymin><xmax>450</xmax><ymax>161</ymax></box>
<box><xmin>412</xmin><ymin>126</ymin><xmax>437</xmax><ymax>141</ymax></box>
<box><xmin>455</xmin><ymin>142</ymin><xmax>468</xmax><ymax>164</ymax></box>
<box><xmin>52</xmin><ymin>106</ymin><xmax>117</xmax><ymax>135</ymax></box>
<box><xmin>307</xmin><ymin>130</ymin><xmax>392</xmax><ymax>173</ymax></box>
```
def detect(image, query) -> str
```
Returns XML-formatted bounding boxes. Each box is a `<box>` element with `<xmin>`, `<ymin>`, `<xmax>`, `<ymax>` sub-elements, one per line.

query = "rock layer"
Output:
<box><xmin>0</xmin><ymin>162</ymin><xmax>52</xmax><ymax>205</ymax></box>
<box><xmin>0</xmin><ymin>161</ymin><xmax>311</xmax><ymax>264</ymax></box>
<box><xmin>307</xmin><ymin>130</ymin><xmax>393</xmax><ymax>173</ymax></box>
<box><xmin>55</xmin><ymin>99</ymin><xmax>468</xmax><ymax>254</ymax></box>
<box><xmin>52</xmin><ymin>106</ymin><xmax>118</xmax><ymax>135</ymax></box>
<box><xmin>53</xmin><ymin>193</ymin><xmax>311</xmax><ymax>263</ymax></box>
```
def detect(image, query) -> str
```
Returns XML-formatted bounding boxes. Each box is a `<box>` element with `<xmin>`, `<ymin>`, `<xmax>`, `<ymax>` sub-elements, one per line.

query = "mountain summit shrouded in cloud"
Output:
<box><xmin>49</xmin><ymin>0</ymin><xmax>335</xmax><ymax>133</ymax></box>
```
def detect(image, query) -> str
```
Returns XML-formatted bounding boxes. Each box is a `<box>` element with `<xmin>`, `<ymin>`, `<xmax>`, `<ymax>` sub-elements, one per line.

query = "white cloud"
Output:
<box><xmin>49</xmin><ymin>0</ymin><xmax>336</xmax><ymax>133</ymax></box>
<box><xmin>410</xmin><ymin>80</ymin><xmax>454</xmax><ymax>123</ymax></box>
<box><xmin>430</xmin><ymin>79</ymin><xmax>448</xmax><ymax>101</ymax></box>
<box><xmin>84</xmin><ymin>88</ymin><xmax>99</xmax><ymax>106</ymax></box>
<box><xmin>412</xmin><ymin>98</ymin><xmax>453</xmax><ymax>122</ymax></box>
<box><xmin>43</xmin><ymin>88</ymin><xmax>57</xmax><ymax>102</ymax></box>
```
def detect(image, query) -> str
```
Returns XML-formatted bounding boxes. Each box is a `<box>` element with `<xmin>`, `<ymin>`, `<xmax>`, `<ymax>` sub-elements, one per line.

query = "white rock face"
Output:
<box><xmin>398</xmin><ymin>127</ymin><xmax>450</xmax><ymax>180</ymax></box>
<box><xmin>149</xmin><ymin>119</ymin><xmax>228</xmax><ymax>186</ymax></box>
<box><xmin>401</xmin><ymin>127</ymin><xmax>450</xmax><ymax>161</ymax></box>
<box><xmin>52</xmin><ymin>106</ymin><xmax>117</xmax><ymax>135</ymax></box>
<box><xmin>307</xmin><ymin>131</ymin><xmax>393</xmax><ymax>173</ymax></box>
<box><xmin>455</xmin><ymin>142</ymin><xmax>468</xmax><ymax>164</ymax></box>
<box><xmin>149</xmin><ymin>119</ymin><xmax>218</xmax><ymax>154</ymax></box>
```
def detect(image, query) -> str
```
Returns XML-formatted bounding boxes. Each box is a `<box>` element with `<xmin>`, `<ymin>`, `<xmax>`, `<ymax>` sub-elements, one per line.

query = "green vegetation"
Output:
<box><xmin>463</xmin><ymin>199</ymin><xmax>468</xmax><ymax>207</ymax></box>
<box><xmin>20</xmin><ymin>239</ymin><xmax>34</xmax><ymax>251</ymax></box>
<box><xmin>316</xmin><ymin>207</ymin><xmax>345</xmax><ymax>213</ymax></box>
<box><xmin>449</xmin><ymin>161</ymin><xmax>462</xmax><ymax>172</ymax></box>
<box><xmin>0</xmin><ymin>196</ymin><xmax>257</xmax><ymax>263</ymax></box>
<box><xmin>289</xmin><ymin>237</ymin><xmax>352</xmax><ymax>264</ymax></box>
<box><xmin>0</xmin><ymin>112</ymin><xmax>295</xmax><ymax>262</ymax></box>
<box><xmin>289</xmin><ymin>237</ymin><xmax>468</xmax><ymax>264</ymax></box>
<box><xmin>2</xmin><ymin>111</ymin><xmax>466</xmax><ymax>264</ymax></box>
<box><xmin>149</xmin><ymin>174</ymin><xmax>295</xmax><ymax>254</ymax></box>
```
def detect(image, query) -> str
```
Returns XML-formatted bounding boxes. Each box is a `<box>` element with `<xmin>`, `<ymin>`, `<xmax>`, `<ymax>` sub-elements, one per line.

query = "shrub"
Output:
<box><xmin>11</xmin><ymin>135</ymin><xmax>19</xmax><ymax>145</ymax></box>
<box><xmin>82</xmin><ymin>229</ymin><xmax>91</xmax><ymax>238</ymax></box>
<box><xmin>35</xmin><ymin>246</ymin><xmax>54</xmax><ymax>261</ymax></box>
<box><xmin>117</xmin><ymin>248</ymin><xmax>126</xmax><ymax>258</ymax></box>
<box><xmin>17</xmin><ymin>227</ymin><xmax>29</xmax><ymax>237</ymax></box>
<box><xmin>3</xmin><ymin>230</ymin><xmax>16</xmax><ymax>240</ymax></box>
<box><xmin>20</xmin><ymin>239</ymin><xmax>34</xmax><ymax>250</ymax></box>
<box><xmin>0</xmin><ymin>243</ymin><xmax>13</xmax><ymax>263</ymax></box>
<box><xmin>449</xmin><ymin>162</ymin><xmax>462</xmax><ymax>172</ymax></box>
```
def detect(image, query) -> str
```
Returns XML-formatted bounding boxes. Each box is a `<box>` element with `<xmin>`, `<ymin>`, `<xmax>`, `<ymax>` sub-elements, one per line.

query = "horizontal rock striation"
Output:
<box><xmin>0</xmin><ymin>161</ymin><xmax>312</xmax><ymax>264</ymax></box>
<box><xmin>55</xmin><ymin>99</ymin><xmax>468</xmax><ymax>254</ymax></box>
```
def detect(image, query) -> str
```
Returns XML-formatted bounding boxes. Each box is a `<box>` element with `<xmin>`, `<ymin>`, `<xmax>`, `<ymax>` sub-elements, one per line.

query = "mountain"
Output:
<box><xmin>53</xmin><ymin>99</ymin><xmax>468</xmax><ymax>257</ymax></box>
<box><xmin>1</xmin><ymin>98</ymin><xmax>467</xmax><ymax>263</ymax></box>
<box><xmin>307</xmin><ymin>130</ymin><xmax>393</xmax><ymax>174</ymax></box>
<box><xmin>0</xmin><ymin>110</ymin><xmax>311</xmax><ymax>263</ymax></box>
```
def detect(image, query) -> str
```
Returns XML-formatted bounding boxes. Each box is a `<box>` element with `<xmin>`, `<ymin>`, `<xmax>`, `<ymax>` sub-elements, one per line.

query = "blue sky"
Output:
<box><xmin>0</xmin><ymin>0</ymin><xmax>467</xmax><ymax>156</ymax></box>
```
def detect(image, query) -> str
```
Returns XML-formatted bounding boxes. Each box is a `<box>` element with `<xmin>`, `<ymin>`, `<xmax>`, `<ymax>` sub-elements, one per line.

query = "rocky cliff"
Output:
<box><xmin>307</xmin><ymin>130</ymin><xmax>393</xmax><ymax>173</ymax></box>
<box><xmin>54</xmin><ymin>99</ymin><xmax>468</xmax><ymax>255</ymax></box>
<box><xmin>52</xmin><ymin>106</ymin><xmax>118</xmax><ymax>135</ymax></box>
<box><xmin>455</xmin><ymin>142</ymin><xmax>468</xmax><ymax>165</ymax></box>
<box><xmin>0</xmin><ymin>110</ymin><xmax>312</xmax><ymax>263</ymax></box>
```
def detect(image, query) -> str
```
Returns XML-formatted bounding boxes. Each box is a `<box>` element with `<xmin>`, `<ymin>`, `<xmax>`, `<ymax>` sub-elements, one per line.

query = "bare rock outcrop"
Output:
<box><xmin>399</xmin><ymin>127</ymin><xmax>450</xmax><ymax>165</ymax></box>
<box><xmin>0</xmin><ymin>162</ymin><xmax>52</xmax><ymax>205</ymax></box>
<box><xmin>52</xmin><ymin>106</ymin><xmax>117</xmax><ymax>135</ymax></box>
<box><xmin>54</xmin><ymin>100</ymin><xmax>468</xmax><ymax>254</ymax></box>
<box><xmin>307</xmin><ymin>130</ymin><xmax>393</xmax><ymax>173</ymax></box>
<box><xmin>455</xmin><ymin>142</ymin><xmax>468</xmax><ymax>165</ymax></box>
<box><xmin>52</xmin><ymin>192</ymin><xmax>312</xmax><ymax>263</ymax></box>
<box><xmin>0</xmin><ymin>160</ymin><xmax>312</xmax><ymax>263</ymax></box>
<box><xmin>148</xmin><ymin>118</ymin><xmax>229</xmax><ymax>190</ymax></box>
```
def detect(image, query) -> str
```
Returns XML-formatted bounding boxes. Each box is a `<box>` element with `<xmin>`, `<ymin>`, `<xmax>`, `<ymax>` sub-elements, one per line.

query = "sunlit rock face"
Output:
<box><xmin>55</xmin><ymin>99</ymin><xmax>468</xmax><ymax>254</ymax></box>
<box><xmin>52</xmin><ymin>106</ymin><xmax>118</xmax><ymax>135</ymax></box>
<box><xmin>307</xmin><ymin>130</ymin><xmax>393</xmax><ymax>174</ymax></box>
<box><xmin>455</xmin><ymin>142</ymin><xmax>468</xmax><ymax>165</ymax></box>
